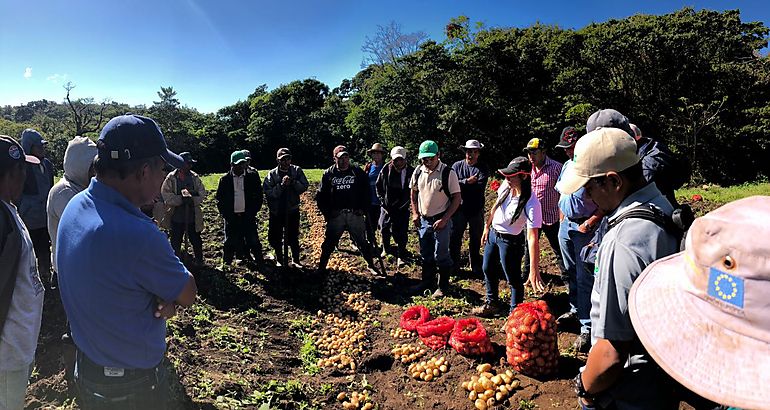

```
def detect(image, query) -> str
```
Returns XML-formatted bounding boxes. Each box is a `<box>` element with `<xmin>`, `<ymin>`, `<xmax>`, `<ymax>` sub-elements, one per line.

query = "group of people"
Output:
<box><xmin>1</xmin><ymin>108</ymin><xmax>768</xmax><ymax>410</ymax></box>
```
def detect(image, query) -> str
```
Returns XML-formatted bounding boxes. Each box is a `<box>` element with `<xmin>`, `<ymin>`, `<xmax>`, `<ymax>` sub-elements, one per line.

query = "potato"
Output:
<box><xmin>510</xmin><ymin>380</ymin><xmax>521</xmax><ymax>389</ymax></box>
<box><xmin>477</xmin><ymin>363</ymin><xmax>492</xmax><ymax>373</ymax></box>
<box><xmin>495</xmin><ymin>391</ymin><xmax>504</xmax><ymax>401</ymax></box>
<box><xmin>337</xmin><ymin>392</ymin><xmax>347</xmax><ymax>401</ymax></box>
<box><xmin>439</xmin><ymin>365</ymin><xmax>448</xmax><ymax>372</ymax></box>
<box><xmin>491</xmin><ymin>375</ymin><xmax>502</xmax><ymax>385</ymax></box>
<box><xmin>461</xmin><ymin>381</ymin><xmax>469</xmax><ymax>390</ymax></box>
<box><xmin>486</xmin><ymin>397</ymin><xmax>496</xmax><ymax>407</ymax></box>
<box><xmin>474</xmin><ymin>398</ymin><xmax>487</xmax><ymax>410</ymax></box>
<box><xmin>362</xmin><ymin>403</ymin><xmax>373</xmax><ymax>410</ymax></box>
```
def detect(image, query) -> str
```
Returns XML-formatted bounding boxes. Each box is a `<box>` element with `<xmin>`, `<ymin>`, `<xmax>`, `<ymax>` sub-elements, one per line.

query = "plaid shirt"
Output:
<box><xmin>530</xmin><ymin>156</ymin><xmax>562</xmax><ymax>225</ymax></box>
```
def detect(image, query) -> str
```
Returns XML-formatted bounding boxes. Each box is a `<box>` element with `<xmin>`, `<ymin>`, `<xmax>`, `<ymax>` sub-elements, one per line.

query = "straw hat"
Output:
<box><xmin>629</xmin><ymin>196</ymin><xmax>770</xmax><ymax>409</ymax></box>
<box><xmin>366</xmin><ymin>143</ymin><xmax>386</xmax><ymax>154</ymax></box>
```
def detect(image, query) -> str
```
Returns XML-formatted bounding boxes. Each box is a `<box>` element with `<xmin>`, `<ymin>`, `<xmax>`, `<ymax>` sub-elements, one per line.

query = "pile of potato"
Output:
<box><xmin>391</xmin><ymin>343</ymin><xmax>427</xmax><ymax>363</ymax></box>
<box><xmin>390</xmin><ymin>327</ymin><xmax>416</xmax><ymax>339</ymax></box>
<box><xmin>408</xmin><ymin>356</ymin><xmax>449</xmax><ymax>382</ymax></box>
<box><xmin>504</xmin><ymin>300</ymin><xmax>558</xmax><ymax>377</ymax></box>
<box><xmin>310</xmin><ymin>313</ymin><xmax>370</xmax><ymax>371</ymax></box>
<box><xmin>461</xmin><ymin>363</ymin><xmax>521</xmax><ymax>409</ymax></box>
<box><xmin>337</xmin><ymin>390</ymin><xmax>374</xmax><ymax>410</ymax></box>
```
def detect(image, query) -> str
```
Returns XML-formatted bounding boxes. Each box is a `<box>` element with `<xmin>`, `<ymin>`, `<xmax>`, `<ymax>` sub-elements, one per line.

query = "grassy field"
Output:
<box><xmin>200</xmin><ymin>169</ymin><xmax>325</xmax><ymax>191</ymax></box>
<box><xmin>677</xmin><ymin>182</ymin><xmax>770</xmax><ymax>203</ymax></box>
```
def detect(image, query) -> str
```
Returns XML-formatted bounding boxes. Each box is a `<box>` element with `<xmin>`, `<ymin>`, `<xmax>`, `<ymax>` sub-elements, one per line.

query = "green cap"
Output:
<box><xmin>231</xmin><ymin>150</ymin><xmax>248</xmax><ymax>164</ymax></box>
<box><xmin>418</xmin><ymin>140</ymin><xmax>439</xmax><ymax>159</ymax></box>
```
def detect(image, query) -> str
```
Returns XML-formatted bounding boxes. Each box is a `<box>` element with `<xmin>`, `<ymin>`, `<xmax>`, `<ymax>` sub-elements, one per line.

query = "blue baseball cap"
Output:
<box><xmin>97</xmin><ymin>114</ymin><xmax>184</xmax><ymax>169</ymax></box>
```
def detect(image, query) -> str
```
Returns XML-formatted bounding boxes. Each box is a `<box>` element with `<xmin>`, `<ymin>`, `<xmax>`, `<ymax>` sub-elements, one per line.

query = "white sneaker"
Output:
<box><xmin>397</xmin><ymin>258</ymin><xmax>406</xmax><ymax>268</ymax></box>
<box><xmin>288</xmin><ymin>261</ymin><xmax>303</xmax><ymax>269</ymax></box>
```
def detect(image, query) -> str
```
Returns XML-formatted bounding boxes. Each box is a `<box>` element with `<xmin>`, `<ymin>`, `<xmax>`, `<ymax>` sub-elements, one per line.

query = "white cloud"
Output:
<box><xmin>23</xmin><ymin>67</ymin><xmax>32</xmax><ymax>79</ymax></box>
<box><xmin>47</xmin><ymin>73</ymin><xmax>67</xmax><ymax>84</ymax></box>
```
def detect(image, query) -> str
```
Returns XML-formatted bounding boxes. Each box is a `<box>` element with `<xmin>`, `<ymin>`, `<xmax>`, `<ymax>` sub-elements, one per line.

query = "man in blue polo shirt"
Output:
<box><xmin>57</xmin><ymin>114</ymin><xmax>197</xmax><ymax>409</ymax></box>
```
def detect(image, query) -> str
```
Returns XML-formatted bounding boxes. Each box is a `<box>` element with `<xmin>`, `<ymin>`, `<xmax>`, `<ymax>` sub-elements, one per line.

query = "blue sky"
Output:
<box><xmin>1</xmin><ymin>0</ymin><xmax>767</xmax><ymax>114</ymax></box>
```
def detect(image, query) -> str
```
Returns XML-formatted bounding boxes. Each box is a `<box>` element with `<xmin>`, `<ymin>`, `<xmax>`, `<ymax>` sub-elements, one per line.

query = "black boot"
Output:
<box><xmin>432</xmin><ymin>266</ymin><xmax>451</xmax><ymax>298</ymax></box>
<box><xmin>410</xmin><ymin>262</ymin><xmax>435</xmax><ymax>294</ymax></box>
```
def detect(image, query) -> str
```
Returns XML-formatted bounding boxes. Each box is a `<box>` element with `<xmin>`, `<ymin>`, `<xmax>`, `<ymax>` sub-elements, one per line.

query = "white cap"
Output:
<box><xmin>391</xmin><ymin>146</ymin><xmax>407</xmax><ymax>160</ymax></box>
<box><xmin>555</xmin><ymin>127</ymin><xmax>639</xmax><ymax>195</ymax></box>
<box><xmin>462</xmin><ymin>139</ymin><xmax>484</xmax><ymax>149</ymax></box>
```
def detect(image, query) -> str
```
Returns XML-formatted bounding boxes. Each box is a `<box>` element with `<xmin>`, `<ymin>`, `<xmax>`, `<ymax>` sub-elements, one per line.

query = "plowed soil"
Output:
<box><xmin>24</xmin><ymin>187</ymin><xmax>715</xmax><ymax>409</ymax></box>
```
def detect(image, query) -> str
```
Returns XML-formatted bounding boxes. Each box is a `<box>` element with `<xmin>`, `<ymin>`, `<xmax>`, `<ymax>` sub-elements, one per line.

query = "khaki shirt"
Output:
<box><xmin>409</xmin><ymin>161</ymin><xmax>461</xmax><ymax>218</ymax></box>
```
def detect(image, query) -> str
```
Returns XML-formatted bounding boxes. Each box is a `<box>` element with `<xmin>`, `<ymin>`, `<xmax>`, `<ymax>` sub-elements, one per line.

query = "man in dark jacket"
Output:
<box><xmin>18</xmin><ymin>128</ymin><xmax>54</xmax><ymax>286</ymax></box>
<box><xmin>376</xmin><ymin>146</ymin><xmax>414</xmax><ymax>267</ymax></box>
<box><xmin>263</xmin><ymin>148</ymin><xmax>309</xmax><ymax>268</ymax></box>
<box><xmin>316</xmin><ymin>145</ymin><xmax>382</xmax><ymax>277</ymax></box>
<box><xmin>215</xmin><ymin>150</ymin><xmax>264</xmax><ymax>267</ymax></box>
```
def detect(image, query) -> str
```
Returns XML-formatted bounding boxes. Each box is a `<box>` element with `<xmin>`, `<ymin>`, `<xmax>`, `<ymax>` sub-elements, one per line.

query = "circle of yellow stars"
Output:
<box><xmin>714</xmin><ymin>274</ymin><xmax>738</xmax><ymax>300</ymax></box>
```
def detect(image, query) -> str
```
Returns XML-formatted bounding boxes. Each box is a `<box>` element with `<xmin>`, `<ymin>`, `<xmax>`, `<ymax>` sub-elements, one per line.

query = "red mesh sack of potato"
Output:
<box><xmin>504</xmin><ymin>300</ymin><xmax>558</xmax><ymax>377</ymax></box>
<box><xmin>448</xmin><ymin>318</ymin><xmax>494</xmax><ymax>356</ymax></box>
<box><xmin>416</xmin><ymin>317</ymin><xmax>455</xmax><ymax>350</ymax></box>
<box><xmin>400</xmin><ymin>305</ymin><xmax>432</xmax><ymax>331</ymax></box>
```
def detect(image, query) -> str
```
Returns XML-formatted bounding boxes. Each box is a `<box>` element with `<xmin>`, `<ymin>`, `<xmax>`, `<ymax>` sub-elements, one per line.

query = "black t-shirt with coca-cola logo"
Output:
<box><xmin>316</xmin><ymin>165</ymin><xmax>369</xmax><ymax>217</ymax></box>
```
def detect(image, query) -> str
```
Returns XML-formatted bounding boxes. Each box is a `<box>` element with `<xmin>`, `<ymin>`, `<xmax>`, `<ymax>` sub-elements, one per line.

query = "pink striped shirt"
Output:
<box><xmin>530</xmin><ymin>156</ymin><xmax>562</xmax><ymax>225</ymax></box>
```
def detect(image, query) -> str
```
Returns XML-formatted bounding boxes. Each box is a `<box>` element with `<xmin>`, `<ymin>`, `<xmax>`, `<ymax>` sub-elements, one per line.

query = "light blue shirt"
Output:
<box><xmin>557</xmin><ymin>160</ymin><xmax>597</xmax><ymax>220</ymax></box>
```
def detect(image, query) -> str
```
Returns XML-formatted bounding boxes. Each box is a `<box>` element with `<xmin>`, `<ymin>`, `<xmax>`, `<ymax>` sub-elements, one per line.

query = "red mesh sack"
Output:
<box><xmin>400</xmin><ymin>305</ymin><xmax>432</xmax><ymax>331</ymax></box>
<box><xmin>504</xmin><ymin>300</ymin><xmax>558</xmax><ymax>377</ymax></box>
<box><xmin>448</xmin><ymin>318</ymin><xmax>494</xmax><ymax>356</ymax></box>
<box><xmin>416</xmin><ymin>317</ymin><xmax>455</xmax><ymax>350</ymax></box>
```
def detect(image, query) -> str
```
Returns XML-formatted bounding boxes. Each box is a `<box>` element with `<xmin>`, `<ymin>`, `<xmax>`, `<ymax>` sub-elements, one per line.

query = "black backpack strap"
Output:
<box><xmin>608</xmin><ymin>204</ymin><xmax>680</xmax><ymax>237</ymax></box>
<box><xmin>441</xmin><ymin>165</ymin><xmax>452</xmax><ymax>198</ymax></box>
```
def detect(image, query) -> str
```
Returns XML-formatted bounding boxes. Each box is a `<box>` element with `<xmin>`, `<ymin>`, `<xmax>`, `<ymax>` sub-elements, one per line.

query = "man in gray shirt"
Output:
<box><xmin>556</xmin><ymin>127</ymin><xmax>679</xmax><ymax>410</ymax></box>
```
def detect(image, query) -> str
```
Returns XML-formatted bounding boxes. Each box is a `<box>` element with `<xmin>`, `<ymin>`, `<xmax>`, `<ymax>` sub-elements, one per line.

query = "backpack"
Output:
<box><xmin>413</xmin><ymin>165</ymin><xmax>452</xmax><ymax>198</ymax></box>
<box><xmin>580</xmin><ymin>203</ymin><xmax>695</xmax><ymax>267</ymax></box>
<box><xmin>638</xmin><ymin>138</ymin><xmax>691</xmax><ymax>191</ymax></box>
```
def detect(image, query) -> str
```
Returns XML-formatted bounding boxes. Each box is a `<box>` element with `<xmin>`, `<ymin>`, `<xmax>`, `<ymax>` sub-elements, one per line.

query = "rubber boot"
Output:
<box><xmin>432</xmin><ymin>266</ymin><xmax>451</xmax><ymax>298</ymax></box>
<box><xmin>410</xmin><ymin>262</ymin><xmax>435</xmax><ymax>294</ymax></box>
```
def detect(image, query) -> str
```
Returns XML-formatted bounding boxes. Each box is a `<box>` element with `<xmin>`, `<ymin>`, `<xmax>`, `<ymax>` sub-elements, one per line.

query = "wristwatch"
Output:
<box><xmin>573</xmin><ymin>372</ymin><xmax>595</xmax><ymax>399</ymax></box>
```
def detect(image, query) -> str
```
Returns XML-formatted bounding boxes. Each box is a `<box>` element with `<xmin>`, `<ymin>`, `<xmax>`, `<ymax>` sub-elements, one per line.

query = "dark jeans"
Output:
<box><xmin>365</xmin><ymin>204</ymin><xmax>382</xmax><ymax>248</ymax></box>
<box><xmin>449</xmin><ymin>210</ymin><xmax>484</xmax><ymax>273</ymax></box>
<box><xmin>268</xmin><ymin>209</ymin><xmax>301</xmax><ymax>263</ymax></box>
<box><xmin>482</xmin><ymin>230</ymin><xmax>525</xmax><ymax>310</ymax></box>
<box><xmin>559</xmin><ymin>219</ymin><xmax>594</xmax><ymax>334</ymax></box>
<box><xmin>223</xmin><ymin>213</ymin><xmax>262</xmax><ymax>263</ymax></box>
<box><xmin>29</xmin><ymin>227</ymin><xmax>51</xmax><ymax>282</ymax></box>
<box><xmin>382</xmin><ymin>207</ymin><xmax>409</xmax><ymax>256</ymax></box>
<box><xmin>169</xmin><ymin>222</ymin><xmax>203</xmax><ymax>261</ymax></box>
<box><xmin>319</xmin><ymin>211</ymin><xmax>375</xmax><ymax>270</ymax></box>
<box><xmin>74</xmin><ymin>350</ymin><xmax>168</xmax><ymax>410</ymax></box>
<box><xmin>523</xmin><ymin>222</ymin><xmax>566</xmax><ymax>275</ymax></box>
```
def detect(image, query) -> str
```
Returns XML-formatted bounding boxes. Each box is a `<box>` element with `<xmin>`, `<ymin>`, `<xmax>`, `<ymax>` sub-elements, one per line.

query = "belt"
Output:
<box><xmin>568</xmin><ymin>216</ymin><xmax>589</xmax><ymax>225</ymax></box>
<box><xmin>422</xmin><ymin>211</ymin><xmax>446</xmax><ymax>223</ymax></box>
<box><xmin>496</xmin><ymin>231</ymin><xmax>523</xmax><ymax>241</ymax></box>
<box><xmin>76</xmin><ymin>349</ymin><xmax>161</xmax><ymax>379</ymax></box>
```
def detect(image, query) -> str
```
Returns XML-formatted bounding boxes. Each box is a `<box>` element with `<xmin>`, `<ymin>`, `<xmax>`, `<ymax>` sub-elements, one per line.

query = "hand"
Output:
<box><xmin>577</xmin><ymin>222</ymin><xmax>590</xmax><ymax>234</ymax></box>
<box><xmin>525</xmin><ymin>270</ymin><xmax>545</xmax><ymax>293</ymax></box>
<box><xmin>481</xmin><ymin>228</ymin><xmax>489</xmax><ymax>246</ymax></box>
<box><xmin>154</xmin><ymin>300</ymin><xmax>177</xmax><ymax>319</ymax></box>
<box><xmin>181</xmin><ymin>188</ymin><xmax>191</xmax><ymax>198</ymax></box>
<box><xmin>412</xmin><ymin>212</ymin><xmax>421</xmax><ymax>228</ymax></box>
<box><xmin>281</xmin><ymin>176</ymin><xmax>292</xmax><ymax>186</ymax></box>
<box><xmin>466</xmin><ymin>174</ymin><xmax>478</xmax><ymax>184</ymax></box>
<box><xmin>433</xmin><ymin>217</ymin><xmax>448</xmax><ymax>231</ymax></box>
<box><xmin>578</xmin><ymin>398</ymin><xmax>596</xmax><ymax>410</ymax></box>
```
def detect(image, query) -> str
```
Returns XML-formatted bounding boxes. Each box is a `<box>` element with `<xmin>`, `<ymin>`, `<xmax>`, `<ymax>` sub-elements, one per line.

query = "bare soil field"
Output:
<box><xmin>25</xmin><ymin>187</ymin><xmax>718</xmax><ymax>409</ymax></box>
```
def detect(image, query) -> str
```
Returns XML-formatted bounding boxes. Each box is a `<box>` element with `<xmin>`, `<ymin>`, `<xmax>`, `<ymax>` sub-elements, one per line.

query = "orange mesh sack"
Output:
<box><xmin>448</xmin><ymin>318</ymin><xmax>494</xmax><ymax>356</ymax></box>
<box><xmin>400</xmin><ymin>305</ymin><xmax>432</xmax><ymax>331</ymax></box>
<box><xmin>416</xmin><ymin>317</ymin><xmax>455</xmax><ymax>350</ymax></box>
<box><xmin>504</xmin><ymin>300</ymin><xmax>558</xmax><ymax>377</ymax></box>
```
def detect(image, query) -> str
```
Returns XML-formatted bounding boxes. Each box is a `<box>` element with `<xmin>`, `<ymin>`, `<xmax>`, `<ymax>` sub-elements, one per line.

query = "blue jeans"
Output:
<box><xmin>559</xmin><ymin>219</ymin><xmax>594</xmax><ymax>335</ymax></box>
<box><xmin>482</xmin><ymin>230</ymin><xmax>525</xmax><ymax>310</ymax></box>
<box><xmin>418</xmin><ymin>216</ymin><xmax>453</xmax><ymax>269</ymax></box>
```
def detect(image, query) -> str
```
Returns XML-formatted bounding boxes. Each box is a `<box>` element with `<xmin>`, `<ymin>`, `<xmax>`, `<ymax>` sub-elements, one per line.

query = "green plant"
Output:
<box><xmin>519</xmin><ymin>398</ymin><xmax>537</xmax><ymax>410</ymax></box>
<box><xmin>299</xmin><ymin>334</ymin><xmax>320</xmax><ymax>375</ymax></box>
<box><xmin>411</xmin><ymin>295</ymin><xmax>471</xmax><ymax>316</ymax></box>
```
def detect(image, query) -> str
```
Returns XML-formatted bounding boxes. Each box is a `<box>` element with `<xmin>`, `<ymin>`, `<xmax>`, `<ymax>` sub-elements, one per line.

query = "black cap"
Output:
<box><xmin>0</xmin><ymin>135</ymin><xmax>40</xmax><ymax>171</ymax></box>
<box><xmin>498</xmin><ymin>156</ymin><xmax>531</xmax><ymax>176</ymax></box>
<box><xmin>555</xmin><ymin>126</ymin><xmax>579</xmax><ymax>148</ymax></box>
<box><xmin>97</xmin><ymin>114</ymin><xmax>184</xmax><ymax>169</ymax></box>
<box><xmin>585</xmin><ymin>109</ymin><xmax>634</xmax><ymax>138</ymax></box>
<box><xmin>180</xmin><ymin>152</ymin><xmax>197</xmax><ymax>163</ymax></box>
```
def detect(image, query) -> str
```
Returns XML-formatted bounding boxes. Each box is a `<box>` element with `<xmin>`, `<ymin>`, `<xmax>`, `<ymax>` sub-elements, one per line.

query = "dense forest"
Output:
<box><xmin>2</xmin><ymin>8</ymin><xmax>768</xmax><ymax>184</ymax></box>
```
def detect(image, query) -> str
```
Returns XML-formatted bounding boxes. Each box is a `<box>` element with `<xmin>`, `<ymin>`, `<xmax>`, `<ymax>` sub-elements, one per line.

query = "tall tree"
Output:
<box><xmin>63</xmin><ymin>82</ymin><xmax>110</xmax><ymax>136</ymax></box>
<box><xmin>361</xmin><ymin>21</ymin><xmax>428</xmax><ymax>68</ymax></box>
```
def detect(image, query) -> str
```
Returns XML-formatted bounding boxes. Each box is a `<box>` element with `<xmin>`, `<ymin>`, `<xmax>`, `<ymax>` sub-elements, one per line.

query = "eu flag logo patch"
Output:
<box><xmin>707</xmin><ymin>268</ymin><xmax>744</xmax><ymax>309</ymax></box>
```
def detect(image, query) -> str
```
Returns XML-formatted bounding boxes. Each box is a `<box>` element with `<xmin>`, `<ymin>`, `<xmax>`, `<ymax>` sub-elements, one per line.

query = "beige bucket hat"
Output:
<box><xmin>629</xmin><ymin>196</ymin><xmax>770</xmax><ymax>409</ymax></box>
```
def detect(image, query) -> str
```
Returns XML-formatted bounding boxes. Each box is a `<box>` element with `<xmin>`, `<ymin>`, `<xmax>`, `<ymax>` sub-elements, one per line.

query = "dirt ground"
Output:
<box><xmin>24</xmin><ymin>188</ymin><xmax>718</xmax><ymax>410</ymax></box>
